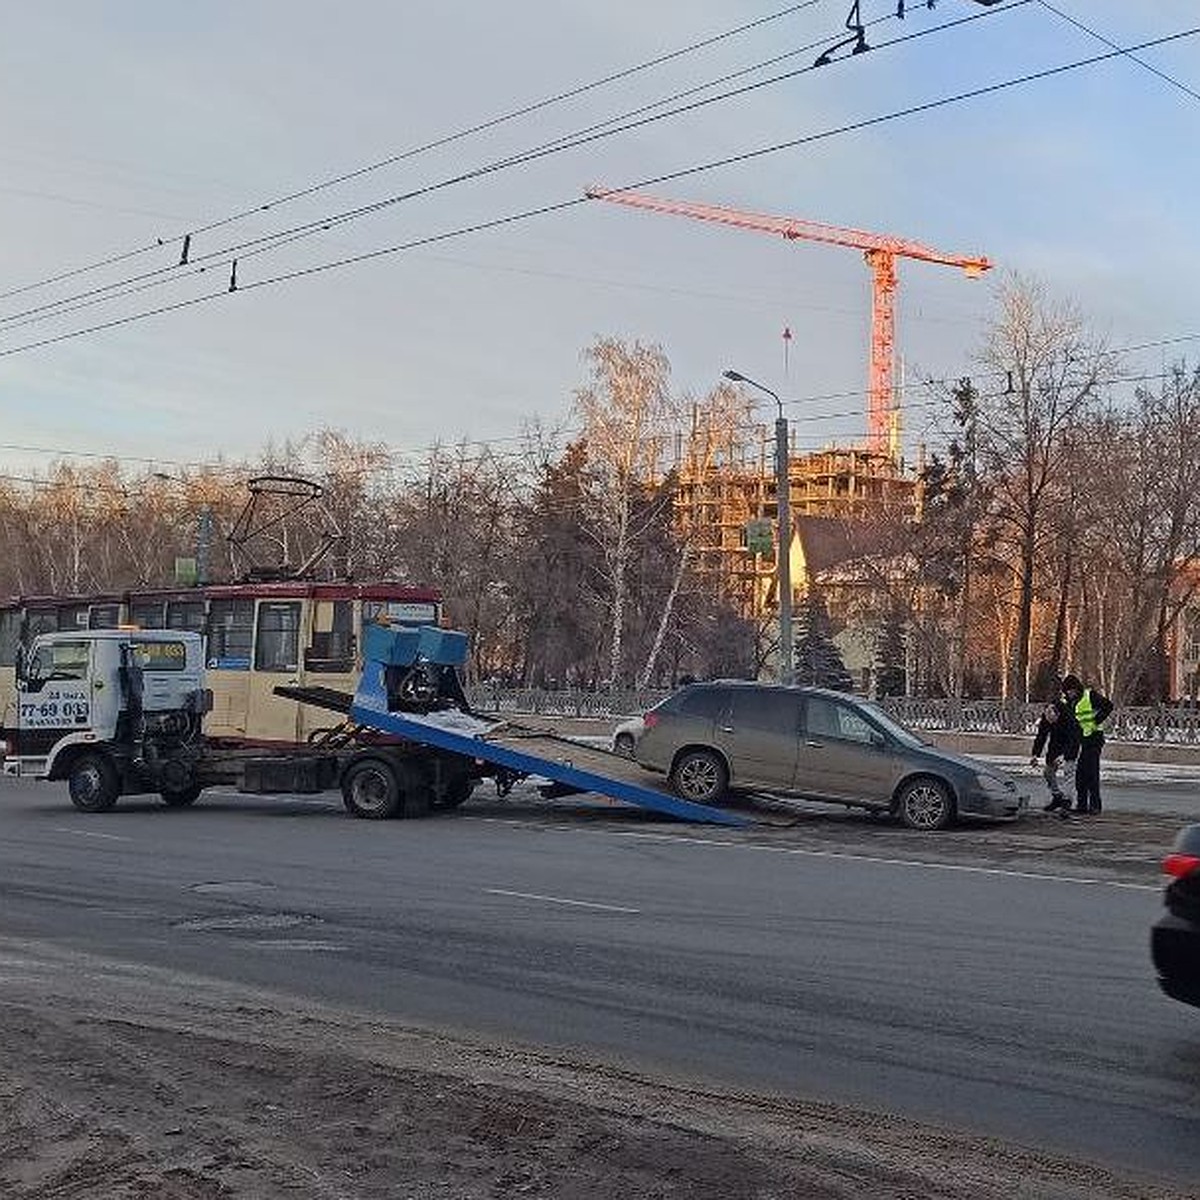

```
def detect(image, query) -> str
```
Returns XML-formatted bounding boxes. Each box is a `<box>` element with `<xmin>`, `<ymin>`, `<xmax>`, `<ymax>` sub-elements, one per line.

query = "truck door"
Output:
<box><xmin>13</xmin><ymin>638</ymin><xmax>105</xmax><ymax>772</ymax></box>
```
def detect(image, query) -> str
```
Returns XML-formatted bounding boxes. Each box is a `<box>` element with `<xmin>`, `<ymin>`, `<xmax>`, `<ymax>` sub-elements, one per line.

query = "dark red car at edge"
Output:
<box><xmin>1152</xmin><ymin>825</ymin><xmax>1200</xmax><ymax>1007</ymax></box>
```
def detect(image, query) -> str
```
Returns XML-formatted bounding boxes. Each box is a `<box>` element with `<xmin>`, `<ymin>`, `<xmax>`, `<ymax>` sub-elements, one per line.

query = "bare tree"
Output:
<box><xmin>1081</xmin><ymin>367</ymin><xmax>1200</xmax><ymax>699</ymax></box>
<box><xmin>974</xmin><ymin>274</ymin><xmax>1113</xmax><ymax>700</ymax></box>
<box><xmin>574</xmin><ymin>338</ymin><xmax>676</xmax><ymax>687</ymax></box>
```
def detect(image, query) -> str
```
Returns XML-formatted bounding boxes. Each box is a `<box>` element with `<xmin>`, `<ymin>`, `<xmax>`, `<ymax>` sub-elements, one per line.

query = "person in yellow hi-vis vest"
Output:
<box><xmin>1060</xmin><ymin>674</ymin><xmax>1114</xmax><ymax>814</ymax></box>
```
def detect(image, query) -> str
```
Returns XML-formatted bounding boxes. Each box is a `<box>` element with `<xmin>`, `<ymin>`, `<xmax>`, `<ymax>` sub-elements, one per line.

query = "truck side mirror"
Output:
<box><xmin>17</xmin><ymin>646</ymin><xmax>42</xmax><ymax>692</ymax></box>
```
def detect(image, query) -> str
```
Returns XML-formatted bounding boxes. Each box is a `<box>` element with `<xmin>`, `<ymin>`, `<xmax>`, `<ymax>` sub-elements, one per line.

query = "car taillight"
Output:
<box><xmin>643</xmin><ymin>712</ymin><xmax>659</xmax><ymax>729</ymax></box>
<box><xmin>1163</xmin><ymin>853</ymin><xmax>1200</xmax><ymax>879</ymax></box>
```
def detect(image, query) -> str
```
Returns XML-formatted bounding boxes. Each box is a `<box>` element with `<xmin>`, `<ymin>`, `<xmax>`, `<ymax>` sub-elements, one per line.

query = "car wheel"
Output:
<box><xmin>896</xmin><ymin>777</ymin><xmax>955</xmax><ymax>831</ymax></box>
<box><xmin>669</xmin><ymin>749</ymin><xmax>728</xmax><ymax>805</ymax></box>
<box><xmin>614</xmin><ymin>732</ymin><xmax>635</xmax><ymax>758</ymax></box>
<box><xmin>67</xmin><ymin>754</ymin><xmax>120</xmax><ymax>813</ymax></box>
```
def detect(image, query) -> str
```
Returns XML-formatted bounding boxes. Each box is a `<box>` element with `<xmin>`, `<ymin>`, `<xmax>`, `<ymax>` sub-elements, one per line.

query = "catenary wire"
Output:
<box><xmin>0</xmin><ymin>1</ymin><xmax>827</xmax><ymax>305</ymax></box>
<box><xmin>1036</xmin><ymin>0</ymin><xmax>1200</xmax><ymax>103</ymax></box>
<box><xmin>0</xmin><ymin>364</ymin><xmax>1192</xmax><ymax>486</ymax></box>
<box><xmin>7</xmin><ymin>15</ymin><xmax>1171</xmax><ymax>355</ymax></box>
<box><xmin>0</xmin><ymin>1</ymin><xmax>1019</xmax><ymax>333</ymax></box>
<box><xmin>0</xmin><ymin>25</ymin><xmax>1194</xmax><ymax>470</ymax></box>
<box><xmin>2</xmin><ymin>1</ymin><xmax>1138</xmax><ymax>361</ymax></box>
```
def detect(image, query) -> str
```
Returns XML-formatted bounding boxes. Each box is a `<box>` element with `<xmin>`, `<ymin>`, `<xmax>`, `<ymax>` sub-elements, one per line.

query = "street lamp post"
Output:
<box><xmin>724</xmin><ymin>370</ymin><xmax>793</xmax><ymax>685</ymax></box>
<box><xmin>152</xmin><ymin>471</ymin><xmax>213</xmax><ymax>586</ymax></box>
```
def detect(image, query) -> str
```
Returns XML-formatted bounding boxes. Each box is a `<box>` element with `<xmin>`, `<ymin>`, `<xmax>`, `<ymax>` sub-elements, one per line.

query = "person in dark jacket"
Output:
<box><xmin>1060</xmin><ymin>674</ymin><xmax>1114</xmax><ymax>814</ymax></box>
<box><xmin>1029</xmin><ymin>699</ymin><xmax>1081</xmax><ymax>816</ymax></box>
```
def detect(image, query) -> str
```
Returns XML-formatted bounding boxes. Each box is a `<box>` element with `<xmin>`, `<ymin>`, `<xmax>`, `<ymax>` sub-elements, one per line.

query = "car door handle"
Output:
<box><xmin>805</xmin><ymin>740</ymin><xmax>823</xmax><ymax>748</ymax></box>
<box><xmin>719</xmin><ymin>725</ymin><xmax>734</xmax><ymax>733</ymax></box>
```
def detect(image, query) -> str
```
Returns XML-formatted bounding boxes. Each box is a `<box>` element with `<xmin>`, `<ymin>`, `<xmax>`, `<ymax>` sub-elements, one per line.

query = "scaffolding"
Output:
<box><xmin>674</xmin><ymin>429</ymin><xmax>917</xmax><ymax>621</ymax></box>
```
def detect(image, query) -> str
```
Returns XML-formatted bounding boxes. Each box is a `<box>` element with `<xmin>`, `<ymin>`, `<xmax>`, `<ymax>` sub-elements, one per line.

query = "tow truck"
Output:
<box><xmin>0</xmin><ymin>623</ymin><xmax>744</xmax><ymax>827</ymax></box>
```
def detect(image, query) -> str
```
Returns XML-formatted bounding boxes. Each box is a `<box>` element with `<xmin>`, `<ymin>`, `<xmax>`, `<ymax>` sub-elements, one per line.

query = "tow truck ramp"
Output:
<box><xmin>334</xmin><ymin>663</ymin><xmax>745</xmax><ymax>827</ymax></box>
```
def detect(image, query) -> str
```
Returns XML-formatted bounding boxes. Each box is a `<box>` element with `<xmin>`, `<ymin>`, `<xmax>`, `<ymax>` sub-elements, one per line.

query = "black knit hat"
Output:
<box><xmin>1060</xmin><ymin>674</ymin><xmax>1082</xmax><ymax>692</ymax></box>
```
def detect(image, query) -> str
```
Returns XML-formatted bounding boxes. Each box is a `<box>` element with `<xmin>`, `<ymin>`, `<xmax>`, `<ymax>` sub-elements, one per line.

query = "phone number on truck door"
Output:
<box><xmin>20</xmin><ymin>692</ymin><xmax>90</xmax><ymax>727</ymax></box>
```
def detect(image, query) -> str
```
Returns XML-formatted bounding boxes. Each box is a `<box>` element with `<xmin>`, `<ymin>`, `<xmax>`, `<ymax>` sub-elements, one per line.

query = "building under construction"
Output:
<box><xmin>589</xmin><ymin>185</ymin><xmax>987</xmax><ymax>628</ymax></box>
<box><xmin>673</xmin><ymin>426</ymin><xmax>919</xmax><ymax>623</ymax></box>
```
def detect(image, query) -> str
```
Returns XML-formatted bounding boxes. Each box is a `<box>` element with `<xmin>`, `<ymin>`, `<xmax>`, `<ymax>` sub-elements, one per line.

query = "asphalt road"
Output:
<box><xmin>990</xmin><ymin>763</ymin><xmax>1200</xmax><ymax>818</ymax></box>
<box><xmin>1</xmin><ymin>775</ymin><xmax>1198</xmax><ymax>1184</ymax></box>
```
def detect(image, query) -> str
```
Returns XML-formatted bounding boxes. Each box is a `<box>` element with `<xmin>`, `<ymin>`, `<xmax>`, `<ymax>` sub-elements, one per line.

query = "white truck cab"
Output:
<box><xmin>2</xmin><ymin>629</ymin><xmax>209</xmax><ymax>810</ymax></box>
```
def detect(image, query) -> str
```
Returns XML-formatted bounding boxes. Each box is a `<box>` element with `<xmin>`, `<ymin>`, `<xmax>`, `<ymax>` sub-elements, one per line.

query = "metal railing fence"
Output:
<box><xmin>466</xmin><ymin>685</ymin><xmax>1200</xmax><ymax>744</ymax></box>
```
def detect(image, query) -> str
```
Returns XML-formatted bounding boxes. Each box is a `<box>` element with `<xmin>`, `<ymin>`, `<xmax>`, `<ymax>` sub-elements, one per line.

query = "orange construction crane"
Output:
<box><xmin>586</xmin><ymin>186</ymin><xmax>991</xmax><ymax>458</ymax></box>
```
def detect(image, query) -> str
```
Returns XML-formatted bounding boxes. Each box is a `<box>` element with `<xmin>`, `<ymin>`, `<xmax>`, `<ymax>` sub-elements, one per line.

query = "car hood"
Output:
<box><xmin>906</xmin><ymin>742</ymin><xmax>1009</xmax><ymax>781</ymax></box>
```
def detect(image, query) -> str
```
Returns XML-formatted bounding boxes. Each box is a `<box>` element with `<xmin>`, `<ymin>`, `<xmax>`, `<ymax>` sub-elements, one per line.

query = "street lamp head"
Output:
<box><xmin>723</xmin><ymin>369</ymin><xmax>782</xmax><ymax>418</ymax></box>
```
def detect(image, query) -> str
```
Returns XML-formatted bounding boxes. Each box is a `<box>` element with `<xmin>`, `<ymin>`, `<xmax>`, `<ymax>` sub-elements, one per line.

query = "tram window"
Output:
<box><xmin>58</xmin><ymin>605</ymin><xmax>88</xmax><ymax>631</ymax></box>
<box><xmin>363</xmin><ymin>599</ymin><xmax>439</xmax><ymax>626</ymax></box>
<box><xmin>166</xmin><ymin>600</ymin><xmax>206</xmax><ymax>633</ymax></box>
<box><xmin>207</xmin><ymin>599</ymin><xmax>254</xmax><ymax>669</ymax></box>
<box><xmin>305</xmin><ymin>599</ymin><xmax>354</xmax><ymax>673</ymax></box>
<box><xmin>25</xmin><ymin>610</ymin><xmax>58</xmax><ymax>639</ymax></box>
<box><xmin>254</xmin><ymin>601</ymin><xmax>301</xmax><ymax>673</ymax></box>
<box><xmin>0</xmin><ymin>610</ymin><xmax>20</xmax><ymax>666</ymax></box>
<box><xmin>89</xmin><ymin>604</ymin><xmax>121</xmax><ymax>629</ymax></box>
<box><xmin>131</xmin><ymin>600</ymin><xmax>166</xmax><ymax>629</ymax></box>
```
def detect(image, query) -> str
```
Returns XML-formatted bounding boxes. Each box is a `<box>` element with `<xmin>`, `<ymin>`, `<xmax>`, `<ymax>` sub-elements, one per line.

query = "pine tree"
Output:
<box><xmin>793</xmin><ymin>590</ymin><xmax>854</xmax><ymax>691</ymax></box>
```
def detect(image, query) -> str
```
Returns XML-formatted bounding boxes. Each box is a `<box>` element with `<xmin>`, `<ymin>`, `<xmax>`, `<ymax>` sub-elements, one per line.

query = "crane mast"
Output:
<box><xmin>586</xmin><ymin>186</ymin><xmax>991</xmax><ymax>457</ymax></box>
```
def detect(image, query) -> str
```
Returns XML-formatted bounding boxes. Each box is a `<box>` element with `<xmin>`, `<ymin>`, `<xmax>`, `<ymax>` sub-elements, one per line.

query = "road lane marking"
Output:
<box><xmin>51</xmin><ymin>827</ymin><xmax>131</xmax><ymax>843</ymax></box>
<box><xmin>476</xmin><ymin>819</ymin><xmax>1160</xmax><ymax>892</ymax></box>
<box><xmin>484</xmin><ymin>888</ymin><xmax>640</xmax><ymax>914</ymax></box>
<box><xmin>251</xmin><ymin>940</ymin><xmax>345</xmax><ymax>952</ymax></box>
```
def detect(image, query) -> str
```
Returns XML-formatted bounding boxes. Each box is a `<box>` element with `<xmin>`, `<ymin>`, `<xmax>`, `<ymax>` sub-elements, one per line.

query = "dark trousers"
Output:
<box><xmin>1076</xmin><ymin>735</ymin><xmax>1104</xmax><ymax>812</ymax></box>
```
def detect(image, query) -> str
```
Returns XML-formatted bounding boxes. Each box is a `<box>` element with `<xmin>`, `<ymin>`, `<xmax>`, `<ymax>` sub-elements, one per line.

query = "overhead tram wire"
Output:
<box><xmin>0</xmin><ymin>0</ymin><xmax>1032</xmax><ymax>334</ymax></box>
<box><xmin>0</xmin><ymin>23</ymin><xmax>1196</xmax><ymax>363</ymax></box>
<box><xmin>0</xmin><ymin>4</ymin><xmax>936</xmax><ymax>331</ymax></box>
<box><xmin>0</xmin><ymin>1</ymin><xmax>826</xmax><ymax>306</ymax></box>
<box><xmin>1</xmin><ymin>361</ymin><xmax>1192</xmax><ymax>485</ymax></box>
<box><xmin>1036</xmin><ymin>0</ymin><xmax>1200</xmax><ymax>103</ymax></box>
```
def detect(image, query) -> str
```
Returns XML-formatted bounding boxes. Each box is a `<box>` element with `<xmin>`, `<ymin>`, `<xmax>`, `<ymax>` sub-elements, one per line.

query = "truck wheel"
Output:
<box><xmin>160</xmin><ymin>784</ymin><xmax>203</xmax><ymax>808</ymax></box>
<box><xmin>67</xmin><ymin>754</ymin><xmax>120</xmax><ymax>813</ymax></box>
<box><xmin>404</xmin><ymin>785</ymin><xmax>432</xmax><ymax>819</ymax></box>
<box><xmin>432</xmin><ymin>776</ymin><xmax>475</xmax><ymax>811</ymax></box>
<box><xmin>341</xmin><ymin>758</ymin><xmax>402</xmax><ymax>819</ymax></box>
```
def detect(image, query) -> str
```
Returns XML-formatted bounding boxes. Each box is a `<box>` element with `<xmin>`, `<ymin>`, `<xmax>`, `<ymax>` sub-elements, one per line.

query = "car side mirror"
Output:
<box><xmin>870</xmin><ymin>729</ymin><xmax>888</xmax><ymax>748</ymax></box>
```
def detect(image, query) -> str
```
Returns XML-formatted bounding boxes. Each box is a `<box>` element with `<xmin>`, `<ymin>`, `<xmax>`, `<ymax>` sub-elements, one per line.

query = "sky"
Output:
<box><xmin>0</xmin><ymin>0</ymin><xmax>1197</xmax><ymax>479</ymax></box>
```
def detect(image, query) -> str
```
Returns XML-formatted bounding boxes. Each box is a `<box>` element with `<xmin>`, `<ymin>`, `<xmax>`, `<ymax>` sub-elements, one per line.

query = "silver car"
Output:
<box><xmin>610</xmin><ymin>715</ymin><xmax>645</xmax><ymax>757</ymax></box>
<box><xmin>635</xmin><ymin>682</ymin><xmax>1027</xmax><ymax>830</ymax></box>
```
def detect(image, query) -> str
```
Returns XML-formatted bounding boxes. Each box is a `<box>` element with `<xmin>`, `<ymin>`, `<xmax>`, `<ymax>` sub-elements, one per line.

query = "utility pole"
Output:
<box><xmin>724</xmin><ymin>370</ymin><xmax>793</xmax><ymax>684</ymax></box>
<box><xmin>196</xmin><ymin>507</ymin><xmax>214</xmax><ymax>586</ymax></box>
<box><xmin>775</xmin><ymin>406</ymin><xmax>794</xmax><ymax>685</ymax></box>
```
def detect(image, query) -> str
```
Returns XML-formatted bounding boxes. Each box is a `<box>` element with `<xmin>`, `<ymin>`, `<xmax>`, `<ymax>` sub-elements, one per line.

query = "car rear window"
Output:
<box><xmin>674</xmin><ymin>687</ymin><xmax>729</xmax><ymax>720</ymax></box>
<box><xmin>728</xmin><ymin>689</ymin><xmax>800</xmax><ymax>735</ymax></box>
